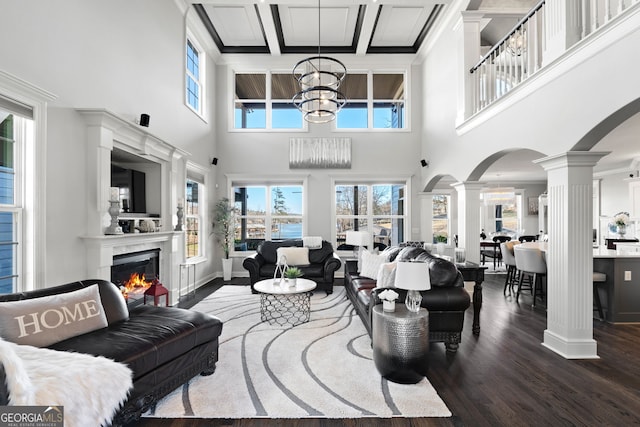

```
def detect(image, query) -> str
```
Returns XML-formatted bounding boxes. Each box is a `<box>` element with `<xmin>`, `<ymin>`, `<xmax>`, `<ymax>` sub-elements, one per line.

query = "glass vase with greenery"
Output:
<box><xmin>284</xmin><ymin>266</ymin><xmax>303</xmax><ymax>279</ymax></box>
<box><xmin>213</xmin><ymin>197</ymin><xmax>234</xmax><ymax>259</ymax></box>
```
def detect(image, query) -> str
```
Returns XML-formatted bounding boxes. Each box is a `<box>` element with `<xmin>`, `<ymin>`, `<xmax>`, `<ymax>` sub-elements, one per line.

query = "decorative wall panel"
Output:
<box><xmin>289</xmin><ymin>137</ymin><xmax>351</xmax><ymax>169</ymax></box>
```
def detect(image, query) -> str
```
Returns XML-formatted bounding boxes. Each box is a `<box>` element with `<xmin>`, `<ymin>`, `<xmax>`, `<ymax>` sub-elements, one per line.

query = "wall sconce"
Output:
<box><xmin>139</xmin><ymin>114</ymin><xmax>150</xmax><ymax>127</ymax></box>
<box><xmin>212</xmin><ymin>157</ymin><xmax>218</xmax><ymax>165</ymax></box>
<box><xmin>420</xmin><ymin>159</ymin><xmax>429</xmax><ymax>168</ymax></box>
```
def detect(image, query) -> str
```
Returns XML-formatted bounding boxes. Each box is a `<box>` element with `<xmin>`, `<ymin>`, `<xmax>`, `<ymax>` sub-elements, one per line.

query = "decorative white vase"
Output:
<box><xmin>222</xmin><ymin>258</ymin><xmax>232</xmax><ymax>281</ymax></box>
<box><xmin>287</xmin><ymin>278</ymin><xmax>297</xmax><ymax>287</ymax></box>
<box><xmin>382</xmin><ymin>300</ymin><xmax>395</xmax><ymax>312</ymax></box>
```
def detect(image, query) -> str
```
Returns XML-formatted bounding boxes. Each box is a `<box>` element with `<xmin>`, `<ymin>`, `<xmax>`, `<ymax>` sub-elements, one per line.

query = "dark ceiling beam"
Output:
<box><xmin>194</xmin><ymin>3</ymin><xmax>270</xmax><ymax>54</ymax></box>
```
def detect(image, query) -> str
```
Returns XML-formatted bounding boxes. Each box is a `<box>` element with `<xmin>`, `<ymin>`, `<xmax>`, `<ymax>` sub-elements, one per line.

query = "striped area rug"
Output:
<box><xmin>144</xmin><ymin>285</ymin><xmax>451</xmax><ymax>419</ymax></box>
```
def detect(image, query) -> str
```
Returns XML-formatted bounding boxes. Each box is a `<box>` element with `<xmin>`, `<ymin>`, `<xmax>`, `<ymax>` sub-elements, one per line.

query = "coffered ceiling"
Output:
<box><xmin>192</xmin><ymin>0</ymin><xmax>447</xmax><ymax>56</ymax></box>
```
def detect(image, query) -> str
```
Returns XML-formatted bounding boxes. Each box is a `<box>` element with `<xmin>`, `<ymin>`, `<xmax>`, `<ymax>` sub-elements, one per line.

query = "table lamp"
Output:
<box><xmin>395</xmin><ymin>262</ymin><xmax>431</xmax><ymax>312</ymax></box>
<box><xmin>346</xmin><ymin>230</ymin><xmax>368</xmax><ymax>260</ymax></box>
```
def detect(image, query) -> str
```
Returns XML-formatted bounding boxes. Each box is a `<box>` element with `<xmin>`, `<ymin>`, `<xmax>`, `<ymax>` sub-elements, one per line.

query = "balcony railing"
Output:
<box><xmin>469</xmin><ymin>0</ymin><xmax>639</xmax><ymax>116</ymax></box>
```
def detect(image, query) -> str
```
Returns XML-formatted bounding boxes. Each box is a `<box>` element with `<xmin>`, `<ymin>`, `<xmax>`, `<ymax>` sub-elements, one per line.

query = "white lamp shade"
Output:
<box><xmin>395</xmin><ymin>262</ymin><xmax>431</xmax><ymax>291</ymax></box>
<box><xmin>345</xmin><ymin>230</ymin><xmax>367</xmax><ymax>246</ymax></box>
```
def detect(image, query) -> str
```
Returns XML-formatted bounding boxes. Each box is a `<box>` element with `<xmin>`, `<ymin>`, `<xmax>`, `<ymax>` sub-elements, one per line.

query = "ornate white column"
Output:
<box><xmin>543</xmin><ymin>0</ymin><xmax>584</xmax><ymax>65</ymax></box>
<box><xmin>534</xmin><ymin>151</ymin><xmax>609</xmax><ymax>359</ymax></box>
<box><xmin>452</xmin><ymin>182</ymin><xmax>484</xmax><ymax>264</ymax></box>
<box><xmin>455</xmin><ymin>11</ymin><xmax>484</xmax><ymax>125</ymax></box>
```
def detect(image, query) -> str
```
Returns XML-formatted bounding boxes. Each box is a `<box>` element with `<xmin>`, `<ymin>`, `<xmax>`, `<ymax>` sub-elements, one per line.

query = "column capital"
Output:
<box><xmin>534</xmin><ymin>151</ymin><xmax>610</xmax><ymax>171</ymax></box>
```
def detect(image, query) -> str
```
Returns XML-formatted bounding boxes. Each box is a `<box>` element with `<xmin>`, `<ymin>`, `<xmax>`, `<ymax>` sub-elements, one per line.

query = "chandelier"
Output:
<box><xmin>506</xmin><ymin>27</ymin><xmax>526</xmax><ymax>57</ymax></box>
<box><xmin>292</xmin><ymin>0</ymin><xmax>347</xmax><ymax>124</ymax></box>
<box><xmin>483</xmin><ymin>187</ymin><xmax>516</xmax><ymax>205</ymax></box>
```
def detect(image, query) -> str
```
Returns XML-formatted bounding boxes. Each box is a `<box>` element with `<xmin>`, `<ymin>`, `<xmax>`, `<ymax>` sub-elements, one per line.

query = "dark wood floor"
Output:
<box><xmin>131</xmin><ymin>274</ymin><xmax>640</xmax><ymax>427</ymax></box>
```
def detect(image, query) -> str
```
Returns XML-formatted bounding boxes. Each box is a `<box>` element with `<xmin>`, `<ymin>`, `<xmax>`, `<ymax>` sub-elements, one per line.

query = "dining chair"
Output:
<box><xmin>500</xmin><ymin>241</ymin><xmax>520</xmax><ymax>295</ymax></box>
<box><xmin>518</xmin><ymin>235</ymin><xmax>537</xmax><ymax>242</ymax></box>
<box><xmin>481</xmin><ymin>235</ymin><xmax>511</xmax><ymax>269</ymax></box>
<box><xmin>514</xmin><ymin>245</ymin><xmax>546</xmax><ymax>307</ymax></box>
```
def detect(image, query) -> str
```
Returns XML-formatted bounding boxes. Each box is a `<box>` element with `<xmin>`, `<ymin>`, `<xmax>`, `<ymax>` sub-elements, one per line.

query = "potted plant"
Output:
<box><xmin>284</xmin><ymin>266</ymin><xmax>303</xmax><ymax>287</ymax></box>
<box><xmin>213</xmin><ymin>197</ymin><xmax>234</xmax><ymax>280</ymax></box>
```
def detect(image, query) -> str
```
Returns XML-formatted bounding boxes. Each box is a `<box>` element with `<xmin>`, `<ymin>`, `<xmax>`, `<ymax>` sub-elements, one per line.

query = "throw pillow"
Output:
<box><xmin>358</xmin><ymin>247</ymin><xmax>379</xmax><ymax>272</ymax></box>
<box><xmin>360</xmin><ymin>250</ymin><xmax>388</xmax><ymax>279</ymax></box>
<box><xmin>0</xmin><ymin>284</ymin><xmax>109</xmax><ymax>347</ymax></box>
<box><xmin>376</xmin><ymin>261</ymin><xmax>397</xmax><ymax>288</ymax></box>
<box><xmin>276</xmin><ymin>247</ymin><xmax>310</xmax><ymax>266</ymax></box>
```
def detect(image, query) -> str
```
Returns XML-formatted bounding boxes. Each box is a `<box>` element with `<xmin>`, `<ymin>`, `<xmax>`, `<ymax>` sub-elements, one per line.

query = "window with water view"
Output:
<box><xmin>335</xmin><ymin>183</ymin><xmax>406</xmax><ymax>250</ymax></box>
<box><xmin>232</xmin><ymin>184</ymin><xmax>304</xmax><ymax>251</ymax></box>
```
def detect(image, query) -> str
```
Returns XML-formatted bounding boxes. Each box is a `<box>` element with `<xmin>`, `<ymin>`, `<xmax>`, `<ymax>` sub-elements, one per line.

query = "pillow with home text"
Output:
<box><xmin>0</xmin><ymin>284</ymin><xmax>108</xmax><ymax>347</ymax></box>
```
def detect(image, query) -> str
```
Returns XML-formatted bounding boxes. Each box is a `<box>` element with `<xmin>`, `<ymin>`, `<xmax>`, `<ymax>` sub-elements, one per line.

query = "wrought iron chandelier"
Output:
<box><xmin>292</xmin><ymin>0</ymin><xmax>347</xmax><ymax>124</ymax></box>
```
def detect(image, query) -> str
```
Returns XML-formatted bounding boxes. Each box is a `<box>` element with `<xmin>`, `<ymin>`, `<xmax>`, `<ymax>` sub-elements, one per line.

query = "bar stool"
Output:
<box><xmin>593</xmin><ymin>272</ymin><xmax>606</xmax><ymax>321</ymax></box>
<box><xmin>514</xmin><ymin>246</ymin><xmax>546</xmax><ymax>307</ymax></box>
<box><xmin>500</xmin><ymin>241</ymin><xmax>519</xmax><ymax>295</ymax></box>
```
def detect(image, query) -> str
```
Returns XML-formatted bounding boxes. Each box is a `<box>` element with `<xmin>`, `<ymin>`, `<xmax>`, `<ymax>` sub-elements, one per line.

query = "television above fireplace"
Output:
<box><xmin>111</xmin><ymin>164</ymin><xmax>146</xmax><ymax>213</ymax></box>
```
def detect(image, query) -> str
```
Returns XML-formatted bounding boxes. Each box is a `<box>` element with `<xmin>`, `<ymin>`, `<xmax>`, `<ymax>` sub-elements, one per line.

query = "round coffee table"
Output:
<box><xmin>253</xmin><ymin>278</ymin><xmax>317</xmax><ymax>326</ymax></box>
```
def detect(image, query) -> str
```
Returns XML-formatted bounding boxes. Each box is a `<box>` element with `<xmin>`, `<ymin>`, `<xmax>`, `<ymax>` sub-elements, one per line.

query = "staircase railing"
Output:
<box><xmin>468</xmin><ymin>0</ymin><xmax>639</xmax><ymax>116</ymax></box>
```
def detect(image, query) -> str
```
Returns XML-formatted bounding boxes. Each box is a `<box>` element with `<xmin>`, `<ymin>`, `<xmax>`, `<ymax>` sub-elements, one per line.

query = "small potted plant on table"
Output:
<box><xmin>284</xmin><ymin>266</ymin><xmax>303</xmax><ymax>287</ymax></box>
<box><xmin>378</xmin><ymin>289</ymin><xmax>399</xmax><ymax>312</ymax></box>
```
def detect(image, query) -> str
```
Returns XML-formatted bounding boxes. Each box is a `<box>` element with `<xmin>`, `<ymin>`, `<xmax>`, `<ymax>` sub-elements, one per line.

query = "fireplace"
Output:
<box><xmin>112</xmin><ymin>249</ymin><xmax>160</xmax><ymax>305</ymax></box>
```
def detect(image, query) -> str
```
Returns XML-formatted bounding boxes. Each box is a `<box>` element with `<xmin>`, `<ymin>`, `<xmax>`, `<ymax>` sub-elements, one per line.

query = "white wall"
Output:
<box><xmin>1</xmin><ymin>0</ymin><xmax>218</xmax><ymax>286</ymax></box>
<box><xmin>600</xmin><ymin>172</ymin><xmax>632</xmax><ymax>218</ymax></box>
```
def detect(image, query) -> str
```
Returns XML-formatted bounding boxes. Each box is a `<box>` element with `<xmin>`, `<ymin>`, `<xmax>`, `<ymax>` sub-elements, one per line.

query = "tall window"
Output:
<box><xmin>185</xmin><ymin>179</ymin><xmax>204</xmax><ymax>259</ymax></box>
<box><xmin>0</xmin><ymin>112</ymin><xmax>25</xmax><ymax>294</ymax></box>
<box><xmin>272</xmin><ymin>73</ymin><xmax>303</xmax><ymax>129</ymax></box>
<box><xmin>373</xmin><ymin>73</ymin><xmax>405</xmax><ymax>128</ymax></box>
<box><xmin>335</xmin><ymin>182</ymin><xmax>406</xmax><ymax>249</ymax></box>
<box><xmin>337</xmin><ymin>74</ymin><xmax>368</xmax><ymax>129</ymax></box>
<box><xmin>234</xmin><ymin>72</ymin><xmax>302</xmax><ymax>130</ymax></box>
<box><xmin>337</xmin><ymin>72</ymin><xmax>406</xmax><ymax>129</ymax></box>
<box><xmin>232</xmin><ymin>184</ymin><xmax>304</xmax><ymax>251</ymax></box>
<box><xmin>432</xmin><ymin>194</ymin><xmax>450</xmax><ymax>243</ymax></box>
<box><xmin>186</xmin><ymin>38</ymin><xmax>203</xmax><ymax>115</ymax></box>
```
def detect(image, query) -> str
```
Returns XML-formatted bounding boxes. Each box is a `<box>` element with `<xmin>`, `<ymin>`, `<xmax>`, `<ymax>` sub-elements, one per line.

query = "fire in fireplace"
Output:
<box><xmin>112</xmin><ymin>249</ymin><xmax>160</xmax><ymax>303</ymax></box>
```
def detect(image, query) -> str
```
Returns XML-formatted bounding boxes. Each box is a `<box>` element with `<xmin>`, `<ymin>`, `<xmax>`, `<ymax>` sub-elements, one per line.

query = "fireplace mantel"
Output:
<box><xmin>82</xmin><ymin>232</ymin><xmax>184</xmax><ymax>306</ymax></box>
<box><xmin>79</xmin><ymin>109</ymin><xmax>190</xmax><ymax>306</ymax></box>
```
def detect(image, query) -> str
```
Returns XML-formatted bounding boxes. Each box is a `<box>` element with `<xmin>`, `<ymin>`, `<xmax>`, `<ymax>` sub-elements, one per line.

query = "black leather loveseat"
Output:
<box><xmin>0</xmin><ymin>279</ymin><xmax>223</xmax><ymax>426</ymax></box>
<box><xmin>344</xmin><ymin>245</ymin><xmax>471</xmax><ymax>352</ymax></box>
<box><xmin>243</xmin><ymin>239</ymin><xmax>342</xmax><ymax>294</ymax></box>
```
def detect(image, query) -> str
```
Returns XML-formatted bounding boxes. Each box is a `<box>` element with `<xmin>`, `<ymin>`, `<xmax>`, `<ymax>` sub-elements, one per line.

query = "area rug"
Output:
<box><xmin>144</xmin><ymin>286</ymin><xmax>451</xmax><ymax>419</ymax></box>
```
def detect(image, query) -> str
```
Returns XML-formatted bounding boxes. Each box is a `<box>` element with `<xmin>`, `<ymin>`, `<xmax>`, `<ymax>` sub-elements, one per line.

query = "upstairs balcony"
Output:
<box><xmin>458</xmin><ymin>0</ymin><xmax>640</xmax><ymax>128</ymax></box>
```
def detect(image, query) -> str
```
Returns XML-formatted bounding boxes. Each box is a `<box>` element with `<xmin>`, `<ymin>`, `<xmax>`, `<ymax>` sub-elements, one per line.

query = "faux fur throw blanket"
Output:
<box><xmin>0</xmin><ymin>337</ymin><xmax>133</xmax><ymax>427</ymax></box>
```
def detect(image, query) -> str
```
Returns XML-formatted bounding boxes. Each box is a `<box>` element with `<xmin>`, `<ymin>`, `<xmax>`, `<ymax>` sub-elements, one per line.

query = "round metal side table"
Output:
<box><xmin>372</xmin><ymin>304</ymin><xmax>429</xmax><ymax>384</ymax></box>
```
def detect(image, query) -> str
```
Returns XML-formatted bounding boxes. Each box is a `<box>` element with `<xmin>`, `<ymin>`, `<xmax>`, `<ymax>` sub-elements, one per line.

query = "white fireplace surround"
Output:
<box><xmin>79</xmin><ymin>109</ymin><xmax>189</xmax><ymax>306</ymax></box>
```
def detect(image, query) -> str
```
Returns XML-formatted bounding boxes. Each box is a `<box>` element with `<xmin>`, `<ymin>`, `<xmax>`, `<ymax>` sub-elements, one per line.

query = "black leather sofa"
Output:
<box><xmin>243</xmin><ymin>239</ymin><xmax>342</xmax><ymax>294</ymax></box>
<box><xmin>0</xmin><ymin>279</ymin><xmax>223</xmax><ymax>426</ymax></box>
<box><xmin>344</xmin><ymin>246</ymin><xmax>471</xmax><ymax>352</ymax></box>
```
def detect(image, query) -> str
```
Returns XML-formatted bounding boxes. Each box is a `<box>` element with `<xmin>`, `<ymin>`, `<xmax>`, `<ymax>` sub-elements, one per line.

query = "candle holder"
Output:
<box><xmin>175</xmin><ymin>206</ymin><xmax>184</xmax><ymax>231</ymax></box>
<box><xmin>105</xmin><ymin>200</ymin><xmax>124</xmax><ymax>235</ymax></box>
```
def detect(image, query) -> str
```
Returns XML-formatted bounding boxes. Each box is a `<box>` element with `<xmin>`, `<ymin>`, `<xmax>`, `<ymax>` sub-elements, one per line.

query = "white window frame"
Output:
<box><xmin>231</xmin><ymin>71</ymin><xmax>306</xmax><ymax>132</ymax></box>
<box><xmin>185</xmin><ymin>162</ymin><xmax>208</xmax><ymax>263</ymax></box>
<box><xmin>331</xmin><ymin>176</ymin><xmax>411</xmax><ymax>253</ymax></box>
<box><xmin>0</xmin><ymin>70</ymin><xmax>54</xmax><ymax>292</ymax></box>
<box><xmin>228</xmin><ymin>174</ymin><xmax>308</xmax><ymax>254</ymax></box>
<box><xmin>185</xmin><ymin>32</ymin><xmax>206</xmax><ymax>119</ymax></box>
<box><xmin>337</xmin><ymin>70</ymin><xmax>410</xmax><ymax>132</ymax></box>
<box><xmin>431</xmin><ymin>192</ymin><xmax>452</xmax><ymax>244</ymax></box>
